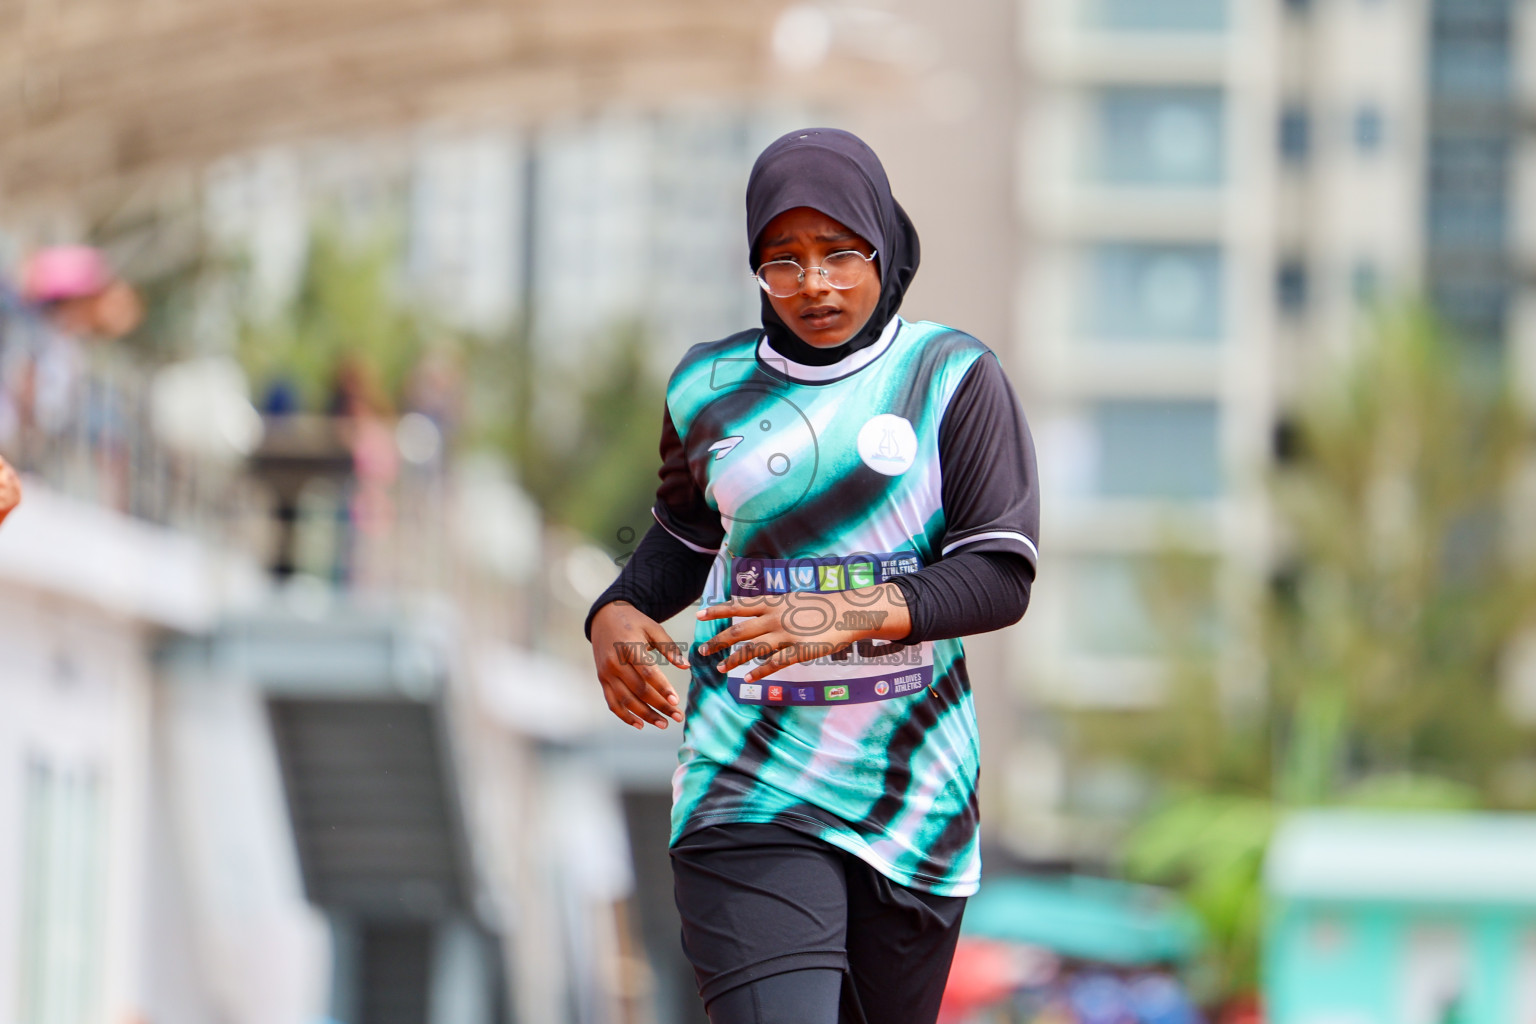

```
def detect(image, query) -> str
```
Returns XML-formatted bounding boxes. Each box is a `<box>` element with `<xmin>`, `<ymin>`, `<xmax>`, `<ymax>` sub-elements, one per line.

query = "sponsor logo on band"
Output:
<box><xmin>731</xmin><ymin>668</ymin><xmax>932</xmax><ymax>705</ymax></box>
<box><xmin>729</xmin><ymin>551</ymin><xmax>922</xmax><ymax>596</ymax></box>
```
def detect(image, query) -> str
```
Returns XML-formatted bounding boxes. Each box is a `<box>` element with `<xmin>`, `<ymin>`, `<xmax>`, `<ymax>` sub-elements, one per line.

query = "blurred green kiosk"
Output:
<box><xmin>1265</xmin><ymin>812</ymin><xmax>1536</xmax><ymax>1024</ymax></box>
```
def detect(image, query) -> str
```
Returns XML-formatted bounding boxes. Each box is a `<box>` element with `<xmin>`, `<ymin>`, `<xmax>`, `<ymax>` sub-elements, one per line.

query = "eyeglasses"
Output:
<box><xmin>754</xmin><ymin>250</ymin><xmax>878</xmax><ymax>298</ymax></box>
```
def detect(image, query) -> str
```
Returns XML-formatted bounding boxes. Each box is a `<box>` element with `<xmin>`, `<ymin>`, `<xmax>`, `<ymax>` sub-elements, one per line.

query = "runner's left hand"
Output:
<box><xmin>696</xmin><ymin>585</ymin><xmax>912</xmax><ymax>682</ymax></box>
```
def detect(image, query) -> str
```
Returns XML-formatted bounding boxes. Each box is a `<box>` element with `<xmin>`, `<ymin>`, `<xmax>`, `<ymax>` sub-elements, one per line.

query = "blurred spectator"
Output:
<box><xmin>0</xmin><ymin>246</ymin><xmax>155</xmax><ymax>519</ymax></box>
<box><xmin>326</xmin><ymin>352</ymin><xmax>391</xmax><ymax>421</ymax></box>
<box><xmin>260</xmin><ymin>375</ymin><xmax>302</xmax><ymax>416</ymax></box>
<box><xmin>23</xmin><ymin>245</ymin><xmax>143</xmax><ymax>340</ymax></box>
<box><xmin>328</xmin><ymin>353</ymin><xmax>398</xmax><ymax>539</ymax></box>
<box><xmin>0</xmin><ymin>454</ymin><xmax>19</xmax><ymax>525</ymax></box>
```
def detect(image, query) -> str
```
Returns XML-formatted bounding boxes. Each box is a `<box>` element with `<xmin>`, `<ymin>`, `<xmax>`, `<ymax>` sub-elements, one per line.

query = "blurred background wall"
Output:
<box><xmin>3</xmin><ymin>1</ymin><xmax>1536</xmax><ymax>1023</ymax></box>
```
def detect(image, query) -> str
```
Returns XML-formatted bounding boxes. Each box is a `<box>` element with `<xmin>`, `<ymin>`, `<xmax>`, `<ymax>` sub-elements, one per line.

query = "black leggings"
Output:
<box><xmin>704</xmin><ymin>968</ymin><xmax>844</xmax><ymax>1024</ymax></box>
<box><xmin>672</xmin><ymin>823</ymin><xmax>966</xmax><ymax>1024</ymax></box>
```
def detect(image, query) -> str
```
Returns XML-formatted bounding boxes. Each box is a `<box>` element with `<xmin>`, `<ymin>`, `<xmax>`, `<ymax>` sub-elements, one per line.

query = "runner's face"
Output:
<box><xmin>757</xmin><ymin>207</ymin><xmax>880</xmax><ymax>349</ymax></box>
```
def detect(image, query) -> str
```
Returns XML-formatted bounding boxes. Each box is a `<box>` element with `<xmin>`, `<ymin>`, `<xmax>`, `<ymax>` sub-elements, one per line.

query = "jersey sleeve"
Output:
<box><xmin>584</xmin><ymin>522</ymin><xmax>715</xmax><ymax>639</ymax></box>
<box><xmin>936</xmin><ymin>352</ymin><xmax>1040</xmax><ymax>573</ymax></box>
<box><xmin>653</xmin><ymin>404</ymin><xmax>727</xmax><ymax>555</ymax></box>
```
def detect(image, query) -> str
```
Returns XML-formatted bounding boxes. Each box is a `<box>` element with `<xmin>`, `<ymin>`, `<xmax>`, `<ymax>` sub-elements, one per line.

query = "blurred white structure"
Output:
<box><xmin>0</xmin><ymin>484</ymin><xmax>325</xmax><ymax>1024</ymax></box>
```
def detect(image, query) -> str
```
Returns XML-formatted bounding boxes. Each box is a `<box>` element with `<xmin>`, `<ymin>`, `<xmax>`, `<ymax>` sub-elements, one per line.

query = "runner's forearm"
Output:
<box><xmin>887</xmin><ymin>550</ymin><xmax>1032</xmax><ymax>643</ymax></box>
<box><xmin>584</xmin><ymin>522</ymin><xmax>715</xmax><ymax>639</ymax></box>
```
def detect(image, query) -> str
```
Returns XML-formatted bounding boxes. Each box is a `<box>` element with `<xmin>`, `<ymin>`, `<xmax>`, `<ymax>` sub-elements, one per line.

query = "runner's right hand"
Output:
<box><xmin>589</xmin><ymin>601</ymin><xmax>688</xmax><ymax>730</ymax></box>
<box><xmin>0</xmin><ymin>456</ymin><xmax>20</xmax><ymax>527</ymax></box>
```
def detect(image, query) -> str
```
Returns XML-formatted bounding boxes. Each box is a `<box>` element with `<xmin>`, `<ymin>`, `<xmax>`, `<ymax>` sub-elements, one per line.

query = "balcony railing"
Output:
<box><xmin>1</xmin><ymin>286</ymin><xmax>477</xmax><ymax>601</ymax></box>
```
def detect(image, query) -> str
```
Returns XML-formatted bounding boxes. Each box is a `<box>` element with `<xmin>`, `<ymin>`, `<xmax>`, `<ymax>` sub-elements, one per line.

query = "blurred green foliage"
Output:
<box><xmin>1076</xmin><ymin>306</ymin><xmax>1536</xmax><ymax>1002</ymax></box>
<box><xmin>464</xmin><ymin>319</ymin><xmax>666</xmax><ymax>552</ymax></box>
<box><xmin>237</xmin><ymin>224</ymin><xmax>666</xmax><ymax>549</ymax></box>
<box><xmin>238</xmin><ymin>226</ymin><xmax>426</xmax><ymax>412</ymax></box>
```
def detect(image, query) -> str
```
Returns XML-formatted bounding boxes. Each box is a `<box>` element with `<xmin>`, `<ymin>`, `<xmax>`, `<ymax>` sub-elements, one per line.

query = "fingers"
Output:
<box><xmin>715</xmin><ymin>634</ymin><xmax>791</xmax><ymax>675</ymax></box>
<box><xmin>697</xmin><ymin>615</ymin><xmax>776</xmax><ymax>658</ymax></box>
<box><xmin>599</xmin><ymin>680</ymin><xmax>648</xmax><ymax>730</ymax></box>
<box><xmin>642</xmin><ymin>623</ymin><xmax>690</xmax><ymax>671</ymax></box>
<box><xmin>590</xmin><ymin>614</ymin><xmax>692</xmax><ymax>730</ymax></box>
<box><xmin>618</xmin><ymin>663</ymin><xmax>680</xmax><ymax>726</ymax></box>
<box><xmin>629</xmin><ymin>661</ymin><xmax>684</xmax><ymax>722</ymax></box>
<box><xmin>743</xmin><ymin>639</ymin><xmax>851</xmax><ymax>683</ymax></box>
<box><xmin>695</xmin><ymin>600</ymin><xmax>734</xmax><ymax>622</ymax></box>
<box><xmin>625</xmin><ymin>629</ymin><xmax>683</xmax><ymax>719</ymax></box>
<box><xmin>695</xmin><ymin>596</ymin><xmax>772</xmax><ymax>623</ymax></box>
<box><xmin>601</xmin><ymin>668</ymin><xmax>677</xmax><ymax>729</ymax></box>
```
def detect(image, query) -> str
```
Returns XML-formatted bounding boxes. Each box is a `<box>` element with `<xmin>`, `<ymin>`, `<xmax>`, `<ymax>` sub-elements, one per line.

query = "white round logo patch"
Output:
<box><xmin>857</xmin><ymin>414</ymin><xmax>917</xmax><ymax>476</ymax></box>
<box><xmin>874</xmin><ymin>679</ymin><xmax>890</xmax><ymax>696</ymax></box>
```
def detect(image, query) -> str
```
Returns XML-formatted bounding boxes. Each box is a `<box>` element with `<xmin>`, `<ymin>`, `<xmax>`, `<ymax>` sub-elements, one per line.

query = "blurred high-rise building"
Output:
<box><xmin>1009</xmin><ymin>0</ymin><xmax>1527</xmax><ymax>857</ymax></box>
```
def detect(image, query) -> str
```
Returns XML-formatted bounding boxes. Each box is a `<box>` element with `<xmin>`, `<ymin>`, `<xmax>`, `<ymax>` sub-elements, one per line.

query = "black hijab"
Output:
<box><xmin>746</xmin><ymin>128</ymin><xmax>921</xmax><ymax>366</ymax></box>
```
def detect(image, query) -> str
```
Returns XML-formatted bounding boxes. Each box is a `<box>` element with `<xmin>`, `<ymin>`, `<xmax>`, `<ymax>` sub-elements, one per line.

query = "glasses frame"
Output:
<box><xmin>753</xmin><ymin>249</ymin><xmax>879</xmax><ymax>298</ymax></box>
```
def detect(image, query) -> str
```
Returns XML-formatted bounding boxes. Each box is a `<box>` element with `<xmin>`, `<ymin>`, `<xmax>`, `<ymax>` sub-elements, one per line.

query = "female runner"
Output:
<box><xmin>587</xmin><ymin>127</ymin><xmax>1039</xmax><ymax>1024</ymax></box>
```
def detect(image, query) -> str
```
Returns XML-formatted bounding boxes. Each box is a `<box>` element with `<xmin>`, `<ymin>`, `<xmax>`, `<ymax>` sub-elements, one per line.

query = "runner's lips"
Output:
<box><xmin>801</xmin><ymin>306</ymin><xmax>841</xmax><ymax>323</ymax></box>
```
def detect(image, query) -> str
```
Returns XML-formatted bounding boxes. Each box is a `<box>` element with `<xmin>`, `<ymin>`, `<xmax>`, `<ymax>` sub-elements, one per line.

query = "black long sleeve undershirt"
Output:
<box><xmin>584</xmin><ymin>523</ymin><xmax>715</xmax><ymax>640</ymax></box>
<box><xmin>584</xmin><ymin>522</ymin><xmax>1032</xmax><ymax>644</ymax></box>
<box><xmin>888</xmin><ymin>548</ymin><xmax>1032</xmax><ymax>643</ymax></box>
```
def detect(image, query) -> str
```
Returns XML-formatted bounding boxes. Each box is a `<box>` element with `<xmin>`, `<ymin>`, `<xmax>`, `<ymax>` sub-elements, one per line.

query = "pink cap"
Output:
<box><xmin>22</xmin><ymin>246</ymin><xmax>111</xmax><ymax>303</ymax></box>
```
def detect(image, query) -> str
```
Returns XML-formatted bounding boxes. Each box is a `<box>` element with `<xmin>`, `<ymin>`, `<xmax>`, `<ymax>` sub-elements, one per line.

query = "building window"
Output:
<box><xmin>1425</xmin><ymin>0</ymin><xmax>1513</xmax><ymax>347</ymax></box>
<box><xmin>1092</xmin><ymin>398</ymin><xmax>1222</xmax><ymax>499</ymax></box>
<box><xmin>1067</xmin><ymin>555</ymin><xmax>1216</xmax><ymax>656</ymax></box>
<box><xmin>1085</xmin><ymin>243</ymin><xmax>1223</xmax><ymax>343</ymax></box>
<box><xmin>1096</xmin><ymin>87</ymin><xmax>1225</xmax><ymax>187</ymax></box>
<box><xmin>1068</xmin><ymin>557</ymin><xmax>1161</xmax><ymax>656</ymax></box>
<box><xmin>1427</xmin><ymin>137</ymin><xmax>1509</xmax><ymax>245</ymax></box>
<box><xmin>1094</xmin><ymin>0</ymin><xmax>1226</xmax><ymax>32</ymax></box>
<box><xmin>1279</xmin><ymin>105</ymin><xmax>1310</xmax><ymax>163</ymax></box>
<box><xmin>1355</xmin><ymin>106</ymin><xmax>1384</xmax><ymax>152</ymax></box>
<box><xmin>1430</xmin><ymin>273</ymin><xmax>1508</xmax><ymax>344</ymax></box>
<box><xmin>1277</xmin><ymin>259</ymin><xmax>1308</xmax><ymax>314</ymax></box>
<box><xmin>1431</xmin><ymin>40</ymin><xmax>1512</xmax><ymax>100</ymax></box>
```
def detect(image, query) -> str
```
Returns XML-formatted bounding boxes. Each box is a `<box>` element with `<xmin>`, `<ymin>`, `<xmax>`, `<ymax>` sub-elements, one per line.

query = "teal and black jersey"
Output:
<box><xmin>655</xmin><ymin>316</ymin><xmax>1039</xmax><ymax>897</ymax></box>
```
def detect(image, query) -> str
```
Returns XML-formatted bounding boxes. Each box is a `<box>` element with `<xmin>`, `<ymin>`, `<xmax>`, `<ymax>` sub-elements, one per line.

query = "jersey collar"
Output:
<box><xmin>756</xmin><ymin>316</ymin><xmax>902</xmax><ymax>384</ymax></box>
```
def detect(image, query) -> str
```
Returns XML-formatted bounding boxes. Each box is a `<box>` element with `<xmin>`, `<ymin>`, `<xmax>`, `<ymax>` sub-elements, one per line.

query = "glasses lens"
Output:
<box><xmin>758</xmin><ymin>262</ymin><xmax>802</xmax><ymax>297</ymax></box>
<box><xmin>823</xmin><ymin>251</ymin><xmax>871</xmax><ymax>290</ymax></box>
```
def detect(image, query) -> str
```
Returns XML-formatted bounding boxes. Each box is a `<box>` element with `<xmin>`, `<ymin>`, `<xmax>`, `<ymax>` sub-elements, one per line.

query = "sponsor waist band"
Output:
<box><xmin>730</xmin><ymin>666</ymin><xmax>933</xmax><ymax>706</ymax></box>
